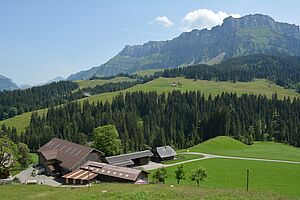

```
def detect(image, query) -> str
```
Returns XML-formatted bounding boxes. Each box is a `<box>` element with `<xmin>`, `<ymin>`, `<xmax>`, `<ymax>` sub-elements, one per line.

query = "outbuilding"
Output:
<box><xmin>152</xmin><ymin>146</ymin><xmax>177</xmax><ymax>162</ymax></box>
<box><xmin>104</xmin><ymin>150</ymin><xmax>153</xmax><ymax>167</ymax></box>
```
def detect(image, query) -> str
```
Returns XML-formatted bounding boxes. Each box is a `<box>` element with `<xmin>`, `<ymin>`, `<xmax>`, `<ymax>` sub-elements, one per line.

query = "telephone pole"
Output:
<box><xmin>246</xmin><ymin>169</ymin><xmax>249</xmax><ymax>191</ymax></box>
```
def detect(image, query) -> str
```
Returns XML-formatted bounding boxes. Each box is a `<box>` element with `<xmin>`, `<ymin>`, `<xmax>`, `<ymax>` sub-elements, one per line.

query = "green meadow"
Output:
<box><xmin>157</xmin><ymin>137</ymin><xmax>300</xmax><ymax>197</ymax></box>
<box><xmin>0</xmin><ymin>183</ymin><xmax>292</xmax><ymax>200</ymax></box>
<box><xmin>75</xmin><ymin>76</ymin><xmax>135</xmax><ymax>89</ymax></box>
<box><xmin>157</xmin><ymin>158</ymin><xmax>300</xmax><ymax>197</ymax></box>
<box><xmin>81</xmin><ymin>77</ymin><xmax>300</xmax><ymax>105</ymax></box>
<box><xmin>183</xmin><ymin>136</ymin><xmax>300</xmax><ymax>162</ymax></box>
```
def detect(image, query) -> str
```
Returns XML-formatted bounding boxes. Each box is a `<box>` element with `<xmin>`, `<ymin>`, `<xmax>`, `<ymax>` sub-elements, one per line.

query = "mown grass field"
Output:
<box><xmin>181</xmin><ymin>136</ymin><xmax>300</xmax><ymax>162</ymax></box>
<box><xmin>153</xmin><ymin>137</ymin><xmax>300</xmax><ymax>197</ymax></box>
<box><xmin>81</xmin><ymin>77</ymin><xmax>300</xmax><ymax>105</ymax></box>
<box><xmin>155</xmin><ymin>158</ymin><xmax>300</xmax><ymax>198</ymax></box>
<box><xmin>0</xmin><ymin>108</ymin><xmax>47</xmax><ymax>133</ymax></box>
<box><xmin>162</xmin><ymin>154</ymin><xmax>203</xmax><ymax>165</ymax></box>
<box><xmin>0</xmin><ymin>183</ymin><xmax>292</xmax><ymax>200</ymax></box>
<box><xmin>135</xmin><ymin>68</ymin><xmax>164</xmax><ymax>76</ymax></box>
<box><xmin>1</xmin><ymin>77</ymin><xmax>299</xmax><ymax>134</ymax></box>
<box><xmin>75</xmin><ymin>77</ymin><xmax>135</xmax><ymax>89</ymax></box>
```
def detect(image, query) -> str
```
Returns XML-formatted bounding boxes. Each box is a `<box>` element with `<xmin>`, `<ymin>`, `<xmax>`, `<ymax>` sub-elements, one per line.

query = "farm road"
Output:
<box><xmin>141</xmin><ymin>152</ymin><xmax>300</xmax><ymax>170</ymax></box>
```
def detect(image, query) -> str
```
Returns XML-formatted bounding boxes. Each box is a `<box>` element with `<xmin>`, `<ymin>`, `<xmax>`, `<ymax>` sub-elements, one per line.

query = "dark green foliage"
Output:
<box><xmin>175</xmin><ymin>165</ymin><xmax>185</xmax><ymax>184</ymax></box>
<box><xmin>19</xmin><ymin>90</ymin><xmax>300</xmax><ymax>151</ymax></box>
<box><xmin>0</xmin><ymin>81</ymin><xmax>79</xmax><ymax>120</ymax></box>
<box><xmin>153</xmin><ymin>167</ymin><xmax>168</xmax><ymax>184</ymax></box>
<box><xmin>93</xmin><ymin>125</ymin><xmax>122</xmax><ymax>156</ymax></box>
<box><xmin>190</xmin><ymin>167</ymin><xmax>208</xmax><ymax>186</ymax></box>
<box><xmin>17</xmin><ymin>143</ymin><xmax>30</xmax><ymax>169</ymax></box>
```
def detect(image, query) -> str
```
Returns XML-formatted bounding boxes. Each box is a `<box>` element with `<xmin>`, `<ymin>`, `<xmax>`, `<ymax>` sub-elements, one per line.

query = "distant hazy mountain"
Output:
<box><xmin>19</xmin><ymin>84</ymin><xmax>32</xmax><ymax>89</ymax></box>
<box><xmin>34</xmin><ymin>76</ymin><xmax>65</xmax><ymax>87</ymax></box>
<box><xmin>68</xmin><ymin>14</ymin><xmax>300</xmax><ymax>80</ymax></box>
<box><xmin>46</xmin><ymin>76</ymin><xmax>65</xmax><ymax>84</ymax></box>
<box><xmin>0</xmin><ymin>75</ymin><xmax>19</xmax><ymax>91</ymax></box>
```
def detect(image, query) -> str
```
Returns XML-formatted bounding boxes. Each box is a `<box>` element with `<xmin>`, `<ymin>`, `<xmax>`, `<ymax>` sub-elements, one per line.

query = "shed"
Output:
<box><xmin>105</xmin><ymin>150</ymin><xmax>153</xmax><ymax>167</ymax></box>
<box><xmin>152</xmin><ymin>146</ymin><xmax>177</xmax><ymax>162</ymax></box>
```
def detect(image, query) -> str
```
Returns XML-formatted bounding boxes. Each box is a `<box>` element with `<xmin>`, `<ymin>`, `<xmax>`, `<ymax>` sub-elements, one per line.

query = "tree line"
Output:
<box><xmin>160</xmin><ymin>54</ymin><xmax>300</xmax><ymax>90</ymax></box>
<box><xmin>0</xmin><ymin>81</ymin><xmax>78</xmax><ymax>120</ymax></box>
<box><xmin>13</xmin><ymin>91</ymin><xmax>300</xmax><ymax>152</ymax></box>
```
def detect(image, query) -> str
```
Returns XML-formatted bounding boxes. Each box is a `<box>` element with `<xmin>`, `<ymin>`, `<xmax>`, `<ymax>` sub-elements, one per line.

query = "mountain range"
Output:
<box><xmin>67</xmin><ymin>14</ymin><xmax>300</xmax><ymax>80</ymax></box>
<box><xmin>0</xmin><ymin>75</ymin><xmax>19</xmax><ymax>91</ymax></box>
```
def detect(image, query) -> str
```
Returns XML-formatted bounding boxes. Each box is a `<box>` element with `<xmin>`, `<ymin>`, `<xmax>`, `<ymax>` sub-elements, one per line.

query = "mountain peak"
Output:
<box><xmin>67</xmin><ymin>14</ymin><xmax>300</xmax><ymax>80</ymax></box>
<box><xmin>222</xmin><ymin>14</ymin><xmax>275</xmax><ymax>29</ymax></box>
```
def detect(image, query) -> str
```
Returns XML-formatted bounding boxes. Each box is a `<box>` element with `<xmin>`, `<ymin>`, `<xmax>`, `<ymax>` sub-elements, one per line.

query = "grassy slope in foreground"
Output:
<box><xmin>183</xmin><ymin>136</ymin><xmax>300</xmax><ymax>162</ymax></box>
<box><xmin>75</xmin><ymin>76</ymin><xmax>135</xmax><ymax>89</ymax></box>
<box><xmin>161</xmin><ymin>158</ymin><xmax>300</xmax><ymax>197</ymax></box>
<box><xmin>1</xmin><ymin>77</ymin><xmax>299</xmax><ymax>133</ymax></box>
<box><xmin>0</xmin><ymin>184</ymin><xmax>291</xmax><ymax>200</ymax></box>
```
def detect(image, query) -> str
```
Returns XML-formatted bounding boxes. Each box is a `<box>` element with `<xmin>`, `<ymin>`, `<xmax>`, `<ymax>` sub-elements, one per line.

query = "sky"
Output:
<box><xmin>1</xmin><ymin>0</ymin><xmax>300</xmax><ymax>85</ymax></box>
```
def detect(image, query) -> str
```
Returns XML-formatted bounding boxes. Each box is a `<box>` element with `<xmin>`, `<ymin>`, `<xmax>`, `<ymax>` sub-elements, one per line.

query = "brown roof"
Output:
<box><xmin>38</xmin><ymin>138</ymin><xmax>103</xmax><ymax>170</ymax></box>
<box><xmin>83</xmin><ymin>161</ymin><xmax>145</xmax><ymax>181</ymax></box>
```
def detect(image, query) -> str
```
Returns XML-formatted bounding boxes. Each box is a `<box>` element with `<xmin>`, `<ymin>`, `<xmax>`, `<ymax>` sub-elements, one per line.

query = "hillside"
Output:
<box><xmin>82</xmin><ymin>77</ymin><xmax>299</xmax><ymax>104</ymax></box>
<box><xmin>186</xmin><ymin>136</ymin><xmax>300</xmax><ymax>162</ymax></box>
<box><xmin>0</xmin><ymin>75</ymin><xmax>19</xmax><ymax>91</ymax></box>
<box><xmin>159</xmin><ymin>137</ymin><xmax>300</xmax><ymax>197</ymax></box>
<box><xmin>68</xmin><ymin>14</ymin><xmax>300</xmax><ymax>80</ymax></box>
<box><xmin>75</xmin><ymin>76</ymin><xmax>135</xmax><ymax>89</ymax></box>
<box><xmin>1</xmin><ymin>77</ymin><xmax>299</xmax><ymax>133</ymax></box>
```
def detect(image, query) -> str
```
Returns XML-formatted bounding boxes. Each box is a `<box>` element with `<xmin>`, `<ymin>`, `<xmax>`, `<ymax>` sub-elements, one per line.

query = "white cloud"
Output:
<box><xmin>180</xmin><ymin>9</ymin><xmax>241</xmax><ymax>32</ymax></box>
<box><xmin>153</xmin><ymin>16</ymin><xmax>174</xmax><ymax>28</ymax></box>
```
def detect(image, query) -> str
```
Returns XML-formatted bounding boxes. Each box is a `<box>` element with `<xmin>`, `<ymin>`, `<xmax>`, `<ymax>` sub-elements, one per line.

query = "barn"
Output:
<box><xmin>37</xmin><ymin>138</ymin><xmax>103</xmax><ymax>176</ymax></box>
<box><xmin>104</xmin><ymin>150</ymin><xmax>153</xmax><ymax>167</ymax></box>
<box><xmin>62</xmin><ymin>161</ymin><xmax>149</xmax><ymax>184</ymax></box>
<box><xmin>152</xmin><ymin>146</ymin><xmax>177</xmax><ymax>162</ymax></box>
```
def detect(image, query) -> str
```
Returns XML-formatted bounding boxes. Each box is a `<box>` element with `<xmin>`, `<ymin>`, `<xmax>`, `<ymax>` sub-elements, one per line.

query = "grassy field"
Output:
<box><xmin>180</xmin><ymin>136</ymin><xmax>300</xmax><ymax>162</ymax></box>
<box><xmin>1</xmin><ymin>77</ymin><xmax>299</xmax><ymax>133</ymax></box>
<box><xmin>160</xmin><ymin>137</ymin><xmax>300</xmax><ymax>197</ymax></box>
<box><xmin>75</xmin><ymin>77</ymin><xmax>135</xmax><ymax>89</ymax></box>
<box><xmin>135</xmin><ymin>68</ymin><xmax>164</xmax><ymax>76</ymax></box>
<box><xmin>0</xmin><ymin>108</ymin><xmax>47</xmax><ymax>133</ymax></box>
<box><xmin>81</xmin><ymin>77</ymin><xmax>300</xmax><ymax>105</ymax></box>
<box><xmin>162</xmin><ymin>154</ymin><xmax>203</xmax><ymax>165</ymax></box>
<box><xmin>0</xmin><ymin>183</ymin><xmax>292</xmax><ymax>200</ymax></box>
<box><xmin>156</xmin><ymin>158</ymin><xmax>300</xmax><ymax>197</ymax></box>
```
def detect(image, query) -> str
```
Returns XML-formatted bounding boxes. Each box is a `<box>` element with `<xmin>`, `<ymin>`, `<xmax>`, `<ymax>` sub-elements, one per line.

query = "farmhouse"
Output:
<box><xmin>37</xmin><ymin>138</ymin><xmax>103</xmax><ymax>176</ymax></box>
<box><xmin>152</xmin><ymin>146</ymin><xmax>177</xmax><ymax>162</ymax></box>
<box><xmin>104</xmin><ymin>150</ymin><xmax>153</xmax><ymax>167</ymax></box>
<box><xmin>62</xmin><ymin>161</ymin><xmax>148</xmax><ymax>184</ymax></box>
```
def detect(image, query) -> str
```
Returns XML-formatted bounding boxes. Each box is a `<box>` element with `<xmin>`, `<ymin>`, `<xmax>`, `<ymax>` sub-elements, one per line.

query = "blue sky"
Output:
<box><xmin>1</xmin><ymin>0</ymin><xmax>300</xmax><ymax>85</ymax></box>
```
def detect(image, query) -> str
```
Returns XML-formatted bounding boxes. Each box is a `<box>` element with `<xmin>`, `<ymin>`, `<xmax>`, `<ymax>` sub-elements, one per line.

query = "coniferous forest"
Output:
<box><xmin>0</xmin><ymin>81</ymin><xmax>78</xmax><ymax>120</ymax></box>
<box><xmin>18</xmin><ymin>91</ymin><xmax>300</xmax><ymax>152</ymax></box>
